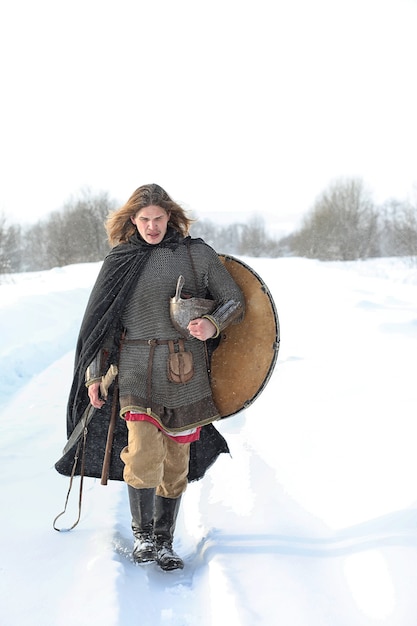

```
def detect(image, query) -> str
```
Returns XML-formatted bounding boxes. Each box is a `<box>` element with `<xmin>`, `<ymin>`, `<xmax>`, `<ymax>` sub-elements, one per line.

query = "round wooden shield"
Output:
<box><xmin>211</xmin><ymin>255</ymin><xmax>280</xmax><ymax>418</ymax></box>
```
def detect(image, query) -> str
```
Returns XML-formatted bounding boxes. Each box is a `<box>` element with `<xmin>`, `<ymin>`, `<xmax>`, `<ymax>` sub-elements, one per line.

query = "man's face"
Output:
<box><xmin>130</xmin><ymin>205</ymin><xmax>170</xmax><ymax>245</ymax></box>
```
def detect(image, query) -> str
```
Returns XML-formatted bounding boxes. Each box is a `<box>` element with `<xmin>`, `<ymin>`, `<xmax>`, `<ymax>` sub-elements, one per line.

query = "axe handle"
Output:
<box><xmin>100</xmin><ymin>381</ymin><xmax>119</xmax><ymax>486</ymax></box>
<box><xmin>100</xmin><ymin>332</ymin><xmax>125</xmax><ymax>485</ymax></box>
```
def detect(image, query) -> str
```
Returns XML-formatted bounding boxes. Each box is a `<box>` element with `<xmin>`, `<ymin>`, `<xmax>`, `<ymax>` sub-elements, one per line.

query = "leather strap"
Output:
<box><xmin>53</xmin><ymin>427</ymin><xmax>87</xmax><ymax>532</ymax></box>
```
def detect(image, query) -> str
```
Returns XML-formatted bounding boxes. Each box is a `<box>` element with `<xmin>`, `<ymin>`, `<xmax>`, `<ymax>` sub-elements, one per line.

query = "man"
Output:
<box><xmin>63</xmin><ymin>184</ymin><xmax>245</xmax><ymax>571</ymax></box>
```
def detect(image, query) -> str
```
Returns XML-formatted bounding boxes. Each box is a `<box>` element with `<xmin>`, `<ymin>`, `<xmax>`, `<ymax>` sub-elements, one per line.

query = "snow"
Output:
<box><xmin>1</xmin><ymin>255</ymin><xmax>417</xmax><ymax>625</ymax></box>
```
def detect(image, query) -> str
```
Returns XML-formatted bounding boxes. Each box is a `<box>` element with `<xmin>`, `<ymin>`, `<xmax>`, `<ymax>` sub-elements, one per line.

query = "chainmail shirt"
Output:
<box><xmin>118</xmin><ymin>240</ymin><xmax>244</xmax><ymax>432</ymax></box>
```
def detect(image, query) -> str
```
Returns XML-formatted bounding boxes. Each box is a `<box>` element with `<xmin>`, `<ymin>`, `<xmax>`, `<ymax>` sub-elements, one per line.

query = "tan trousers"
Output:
<box><xmin>120</xmin><ymin>420</ymin><xmax>190</xmax><ymax>498</ymax></box>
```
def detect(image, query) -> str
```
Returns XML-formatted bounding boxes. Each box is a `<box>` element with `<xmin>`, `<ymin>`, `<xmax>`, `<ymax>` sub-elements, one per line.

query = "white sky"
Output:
<box><xmin>1</xmin><ymin>0</ymin><xmax>417</xmax><ymax>232</ymax></box>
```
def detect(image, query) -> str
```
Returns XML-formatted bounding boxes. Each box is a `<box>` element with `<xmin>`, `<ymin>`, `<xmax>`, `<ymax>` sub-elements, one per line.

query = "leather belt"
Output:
<box><xmin>123</xmin><ymin>338</ymin><xmax>188</xmax><ymax>411</ymax></box>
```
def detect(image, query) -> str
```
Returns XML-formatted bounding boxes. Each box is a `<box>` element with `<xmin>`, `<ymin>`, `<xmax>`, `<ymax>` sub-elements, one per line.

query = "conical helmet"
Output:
<box><xmin>169</xmin><ymin>275</ymin><xmax>216</xmax><ymax>337</ymax></box>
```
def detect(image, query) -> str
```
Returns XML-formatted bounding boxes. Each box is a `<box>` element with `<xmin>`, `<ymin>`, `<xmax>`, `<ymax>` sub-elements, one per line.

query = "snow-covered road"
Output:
<box><xmin>1</xmin><ymin>256</ymin><xmax>417</xmax><ymax>625</ymax></box>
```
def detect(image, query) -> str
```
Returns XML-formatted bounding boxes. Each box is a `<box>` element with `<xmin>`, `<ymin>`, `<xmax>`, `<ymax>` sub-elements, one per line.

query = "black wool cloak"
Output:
<box><xmin>54</xmin><ymin>229</ymin><xmax>229</xmax><ymax>482</ymax></box>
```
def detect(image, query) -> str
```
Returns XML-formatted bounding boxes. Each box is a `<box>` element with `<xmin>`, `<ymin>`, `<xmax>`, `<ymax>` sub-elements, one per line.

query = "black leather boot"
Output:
<box><xmin>127</xmin><ymin>485</ymin><xmax>156</xmax><ymax>564</ymax></box>
<box><xmin>154</xmin><ymin>495</ymin><xmax>184</xmax><ymax>571</ymax></box>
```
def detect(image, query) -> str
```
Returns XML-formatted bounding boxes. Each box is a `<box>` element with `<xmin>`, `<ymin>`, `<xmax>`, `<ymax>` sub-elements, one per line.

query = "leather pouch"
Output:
<box><xmin>167</xmin><ymin>339</ymin><xmax>194</xmax><ymax>383</ymax></box>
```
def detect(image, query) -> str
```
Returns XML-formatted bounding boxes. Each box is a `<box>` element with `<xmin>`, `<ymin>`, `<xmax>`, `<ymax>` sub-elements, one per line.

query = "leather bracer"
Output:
<box><xmin>203</xmin><ymin>300</ymin><xmax>244</xmax><ymax>338</ymax></box>
<box><xmin>85</xmin><ymin>350</ymin><xmax>106</xmax><ymax>387</ymax></box>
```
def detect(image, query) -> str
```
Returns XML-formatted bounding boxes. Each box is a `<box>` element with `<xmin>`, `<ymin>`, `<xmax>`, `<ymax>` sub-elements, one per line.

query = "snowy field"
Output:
<box><xmin>1</xmin><ymin>255</ymin><xmax>417</xmax><ymax>625</ymax></box>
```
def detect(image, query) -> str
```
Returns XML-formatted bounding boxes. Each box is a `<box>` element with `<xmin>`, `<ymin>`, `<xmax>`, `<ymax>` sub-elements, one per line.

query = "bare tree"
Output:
<box><xmin>213</xmin><ymin>223</ymin><xmax>244</xmax><ymax>255</ymax></box>
<box><xmin>382</xmin><ymin>197</ymin><xmax>417</xmax><ymax>260</ymax></box>
<box><xmin>190</xmin><ymin>219</ymin><xmax>219</xmax><ymax>249</ymax></box>
<box><xmin>44</xmin><ymin>210</ymin><xmax>77</xmax><ymax>266</ymax></box>
<box><xmin>237</xmin><ymin>215</ymin><xmax>281</xmax><ymax>257</ymax></box>
<box><xmin>290</xmin><ymin>178</ymin><xmax>378</xmax><ymax>260</ymax></box>
<box><xmin>0</xmin><ymin>213</ymin><xmax>10</xmax><ymax>273</ymax></box>
<box><xmin>22</xmin><ymin>222</ymin><xmax>50</xmax><ymax>271</ymax></box>
<box><xmin>0</xmin><ymin>214</ymin><xmax>23</xmax><ymax>273</ymax></box>
<box><xmin>238</xmin><ymin>215</ymin><xmax>266</xmax><ymax>256</ymax></box>
<box><xmin>191</xmin><ymin>215</ymin><xmax>281</xmax><ymax>257</ymax></box>
<box><xmin>190</xmin><ymin>219</ymin><xmax>244</xmax><ymax>255</ymax></box>
<box><xmin>24</xmin><ymin>188</ymin><xmax>115</xmax><ymax>270</ymax></box>
<box><xmin>62</xmin><ymin>188</ymin><xmax>114</xmax><ymax>262</ymax></box>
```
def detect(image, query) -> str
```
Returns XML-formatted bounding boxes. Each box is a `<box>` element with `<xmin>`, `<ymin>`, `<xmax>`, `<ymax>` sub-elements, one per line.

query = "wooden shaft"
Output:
<box><xmin>100</xmin><ymin>381</ymin><xmax>119</xmax><ymax>486</ymax></box>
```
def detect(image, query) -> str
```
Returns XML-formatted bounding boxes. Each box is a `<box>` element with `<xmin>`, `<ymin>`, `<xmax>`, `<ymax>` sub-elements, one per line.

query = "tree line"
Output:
<box><xmin>1</xmin><ymin>178</ymin><xmax>417</xmax><ymax>274</ymax></box>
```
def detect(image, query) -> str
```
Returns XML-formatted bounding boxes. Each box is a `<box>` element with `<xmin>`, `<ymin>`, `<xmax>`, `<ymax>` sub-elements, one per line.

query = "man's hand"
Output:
<box><xmin>88</xmin><ymin>381</ymin><xmax>106</xmax><ymax>409</ymax></box>
<box><xmin>187</xmin><ymin>317</ymin><xmax>216</xmax><ymax>341</ymax></box>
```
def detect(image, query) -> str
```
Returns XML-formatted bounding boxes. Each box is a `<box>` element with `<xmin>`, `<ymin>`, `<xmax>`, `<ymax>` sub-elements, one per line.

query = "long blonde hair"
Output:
<box><xmin>106</xmin><ymin>184</ymin><xmax>193</xmax><ymax>247</ymax></box>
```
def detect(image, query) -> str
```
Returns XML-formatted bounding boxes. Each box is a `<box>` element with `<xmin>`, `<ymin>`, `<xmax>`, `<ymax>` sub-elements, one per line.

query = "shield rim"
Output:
<box><xmin>212</xmin><ymin>254</ymin><xmax>280</xmax><ymax>419</ymax></box>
